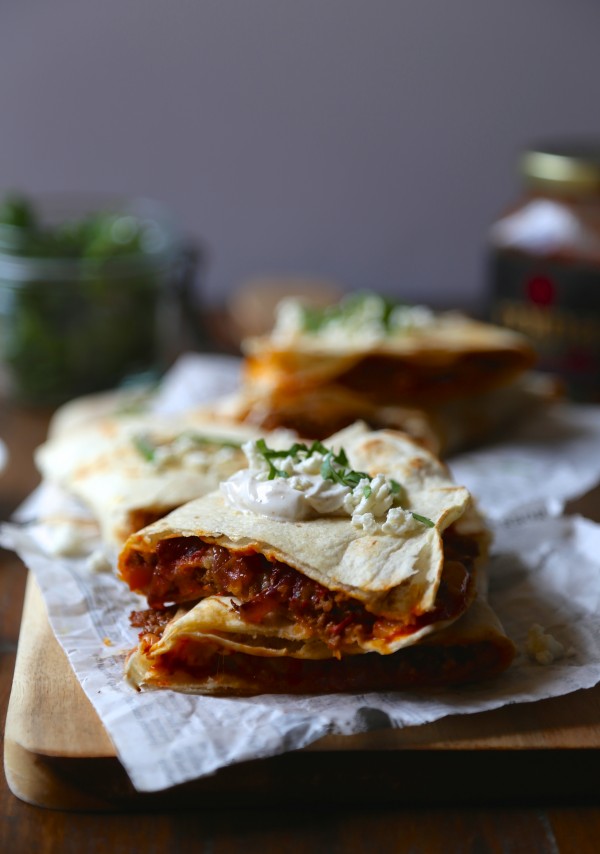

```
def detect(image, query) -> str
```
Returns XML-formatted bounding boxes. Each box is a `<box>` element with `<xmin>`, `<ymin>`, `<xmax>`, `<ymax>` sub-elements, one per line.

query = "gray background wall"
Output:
<box><xmin>2</xmin><ymin>1</ymin><xmax>599</xmax><ymax>309</ymax></box>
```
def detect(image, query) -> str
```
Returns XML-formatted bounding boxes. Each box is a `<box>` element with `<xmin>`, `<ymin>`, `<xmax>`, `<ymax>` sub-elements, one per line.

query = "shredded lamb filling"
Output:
<box><xmin>125</xmin><ymin>529</ymin><xmax>477</xmax><ymax>650</ymax></box>
<box><xmin>333</xmin><ymin>352</ymin><xmax>527</xmax><ymax>405</ymax></box>
<box><xmin>144</xmin><ymin>635</ymin><xmax>507</xmax><ymax>693</ymax></box>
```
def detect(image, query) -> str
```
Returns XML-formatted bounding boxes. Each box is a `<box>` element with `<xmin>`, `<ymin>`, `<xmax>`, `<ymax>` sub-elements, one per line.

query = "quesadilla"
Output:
<box><xmin>224</xmin><ymin>292</ymin><xmax>539</xmax><ymax>455</ymax></box>
<box><xmin>126</xmin><ymin>594</ymin><xmax>514</xmax><ymax>694</ymax></box>
<box><xmin>120</xmin><ymin>424</ymin><xmax>514</xmax><ymax>694</ymax></box>
<box><xmin>35</xmin><ymin>409</ymin><xmax>294</xmax><ymax>552</ymax></box>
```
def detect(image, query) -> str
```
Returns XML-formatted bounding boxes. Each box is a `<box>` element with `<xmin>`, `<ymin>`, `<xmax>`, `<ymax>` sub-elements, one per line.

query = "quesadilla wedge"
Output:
<box><xmin>120</xmin><ymin>425</ymin><xmax>512</xmax><ymax>693</ymax></box>
<box><xmin>229</xmin><ymin>292</ymin><xmax>539</xmax><ymax>455</ymax></box>
<box><xmin>35</xmin><ymin>409</ymin><xmax>294</xmax><ymax>552</ymax></box>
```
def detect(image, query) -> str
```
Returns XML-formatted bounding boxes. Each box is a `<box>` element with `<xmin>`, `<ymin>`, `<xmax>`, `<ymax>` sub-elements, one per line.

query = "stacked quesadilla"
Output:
<box><xmin>219</xmin><ymin>292</ymin><xmax>539</xmax><ymax>456</ymax></box>
<box><xmin>120</xmin><ymin>424</ymin><xmax>515</xmax><ymax>695</ymax></box>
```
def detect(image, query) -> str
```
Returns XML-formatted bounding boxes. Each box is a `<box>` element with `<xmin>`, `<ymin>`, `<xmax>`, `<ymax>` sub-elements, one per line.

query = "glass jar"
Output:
<box><xmin>0</xmin><ymin>194</ymin><xmax>197</xmax><ymax>405</ymax></box>
<box><xmin>488</xmin><ymin>140</ymin><xmax>600</xmax><ymax>401</ymax></box>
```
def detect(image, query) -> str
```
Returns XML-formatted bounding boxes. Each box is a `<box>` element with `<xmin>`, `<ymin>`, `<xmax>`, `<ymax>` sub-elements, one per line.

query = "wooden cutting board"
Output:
<box><xmin>4</xmin><ymin>574</ymin><xmax>600</xmax><ymax>810</ymax></box>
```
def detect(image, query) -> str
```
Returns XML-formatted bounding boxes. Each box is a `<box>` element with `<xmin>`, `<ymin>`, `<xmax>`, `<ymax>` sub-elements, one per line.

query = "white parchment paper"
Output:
<box><xmin>2</xmin><ymin>356</ymin><xmax>600</xmax><ymax>793</ymax></box>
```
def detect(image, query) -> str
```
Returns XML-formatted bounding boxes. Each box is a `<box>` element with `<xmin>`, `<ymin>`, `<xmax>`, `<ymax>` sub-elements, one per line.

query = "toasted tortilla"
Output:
<box><xmin>213</xmin><ymin>385</ymin><xmax>443</xmax><ymax>452</ymax></box>
<box><xmin>35</xmin><ymin>410</ymin><xmax>291</xmax><ymax>551</ymax></box>
<box><xmin>232</xmin><ymin>301</ymin><xmax>539</xmax><ymax>454</ymax></box>
<box><xmin>126</xmin><ymin>594</ymin><xmax>515</xmax><ymax>694</ymax></box>
<box><xmin>119</xmin><ymin>427</ymin><xmax>488</xmax><ymax>660</ymax></box>
<box><xmin>218</xmin><ymin>374</ymin><xmax>554</xmax><ymax>457</ymax></box>
<box><xmin>243</xmin><ymin>309</ymin><xmax>535</xmax><ymax>396</ymax></box>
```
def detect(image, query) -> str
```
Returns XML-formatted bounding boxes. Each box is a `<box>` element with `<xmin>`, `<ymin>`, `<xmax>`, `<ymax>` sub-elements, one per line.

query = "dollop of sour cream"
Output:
<box><xmin>221</xmin><ymin>469</ymin><xmax>349</xmax><ymax>521</ymax></box>
<box><xmin>220</xmin><ymin>440</ymin><xmax>427</xmax><ymax>536</ymax></box>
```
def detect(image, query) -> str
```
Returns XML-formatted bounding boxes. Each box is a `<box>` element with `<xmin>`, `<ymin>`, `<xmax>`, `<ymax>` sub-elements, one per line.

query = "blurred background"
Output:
<box><xmin>3</xmin><ymin>1</ymin><xmax>600</xmax><ymax>304</ymax></box>
<box><xmin>1</xmin><ymin>0</ymin><xmax>600</xmax><ymax>399</ymax></box>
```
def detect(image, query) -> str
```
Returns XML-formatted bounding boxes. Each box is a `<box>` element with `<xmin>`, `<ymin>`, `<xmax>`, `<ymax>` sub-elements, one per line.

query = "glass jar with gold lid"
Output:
<box><xmin>488</xmin><ymin>140</ymin><xmax>600</xmax><ymax>401</ymax></box>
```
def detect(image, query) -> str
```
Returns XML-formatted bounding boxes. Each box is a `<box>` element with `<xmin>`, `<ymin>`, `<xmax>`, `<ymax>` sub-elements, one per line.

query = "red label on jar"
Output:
<box><xmin>489</xmin><ymin>249</ymin><xmax>600</xmax><ymax>402</ymax></box>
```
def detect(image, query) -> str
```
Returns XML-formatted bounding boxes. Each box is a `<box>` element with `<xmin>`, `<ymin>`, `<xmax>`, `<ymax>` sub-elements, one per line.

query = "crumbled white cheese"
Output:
<box><xmin>271</xmin><ymin>294</ymin><xmax>435</xmax><ymax>345</ymax></box>
<box><xmin>389</xmin><ymin>303</ymin><xmax>435</xmax><ymax>330</ymax></box>
<box><xmin>351</xmin><ymin>512</ymin><xmax>380</xmax><ymax>535</ymax></box>
<box><xmin>525</xmin><ymin>623</ymin><xmax>565</xmax><ymax>665</ymax></box>
<box><xmin>271</xmin><ymin>298</ymin><xmax>307</xmax><ymax>342</ymax></box>
<box><xmin>244</xmin><ymin>439</ymin><xmax>272</xmax><ymax>474</ymax></box>
<box><xmin>381</xmin><ymin>507</ymin><xmax>420</xmax><ymax>536</ymax></box>
<box><xmin>343</xmin><ymin>473</ymin><xmax>394</xmax><ymax>518</ymax></box>
<box><xmin>142</xmin><ymin>433</ymin><xmax>239</xmax><ymax>471</ymax></box>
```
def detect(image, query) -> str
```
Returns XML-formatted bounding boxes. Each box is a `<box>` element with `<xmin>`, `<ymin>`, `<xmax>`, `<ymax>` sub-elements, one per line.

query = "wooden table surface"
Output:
<box><xmin>1</xmin><ymin>397</ymin><xmax>600</xmax><ymax>853</ymax></box>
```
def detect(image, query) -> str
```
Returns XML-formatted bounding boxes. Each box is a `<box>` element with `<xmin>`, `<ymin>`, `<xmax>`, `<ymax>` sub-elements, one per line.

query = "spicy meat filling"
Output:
<box><xmin>130</xmin><ymin>604</ymin><xmax>179</xmax><ymax>637</ymax></box>
<box><xmin>139</xmin><ymin>633</ymin><xmax>510</xmax><ymax>693</ymax></box>
<box><xmin>123</xmin><ymin>528</ymin><xmax>477</xmax><ymax>651</ymax></box>
<box><xmin>332</xmin><ymin>351</ymin><xmax>532</xmax><ymax>405</ymax></box>
<box><xmin>247</xmin><ymin>349</ymin><xmax>533</xmax><ymax>408</ymax></box>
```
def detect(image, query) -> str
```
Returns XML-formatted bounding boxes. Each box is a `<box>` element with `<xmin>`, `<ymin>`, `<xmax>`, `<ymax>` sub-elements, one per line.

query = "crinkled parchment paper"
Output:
<box><xmin>2</xmin><ymin>356</ymin><xmax>600</xmax><ymax>793</ymax></box>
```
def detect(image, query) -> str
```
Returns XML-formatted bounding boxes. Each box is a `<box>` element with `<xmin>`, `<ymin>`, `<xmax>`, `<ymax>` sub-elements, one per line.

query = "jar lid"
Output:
<box><xmin>521</xmin><ymin>141</ymin><xmax>600</xmax><ymax>194</ymax></box>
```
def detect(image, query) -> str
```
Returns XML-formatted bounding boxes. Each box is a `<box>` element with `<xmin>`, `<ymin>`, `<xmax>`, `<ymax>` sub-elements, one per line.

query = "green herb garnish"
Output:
<box><xmin>253</xmin><ymin>438</ymin><xmax>434</xmax><ymax>528</ymax></box>
<box><xmin>255</xmin><ymin>438</ymin><xmax>292</xmax><ymax>480</ymax></box>
<box><xmin>299</xmin><ymin>292</ymin><xmax>406</xmax><ymax>335</ymax></box>
<box><xmin>0</xmin><ymin>192</ymin><xmax>175</xmax><ymax>405</ymax></box>
<box><xmin>132</xmin><ymin>434</ymin><xmax>157</xmax><ymax>462</ymax></box>
<box><xmin>132</xmin><ymin>432</ymin><xmax>243</xmax><ymax>463</ymax></box>
<box><xmin>257</xmin><ymin>438</ymin><xmax>337</xmax><ymax>479</ymax></box>
<box><xmin>179</xmin><ymin>431</ymin><xmax>243</xmax><ymax>450</ymax></box>
<box><xmin>410</xmin><ymin>512</ymin><xmax>435</xmax><ymax>528</ymax></box>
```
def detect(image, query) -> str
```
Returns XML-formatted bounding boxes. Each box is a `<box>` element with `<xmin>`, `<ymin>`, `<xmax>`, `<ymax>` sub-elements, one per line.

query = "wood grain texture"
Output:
<box><xmin>6</xmin><ymin>577</ymin><xmax>114</xmax><ymax>758</ymax></box>
<box><xmin>4</xmin><ymin>573</ymin><xmax>600</xmax><ymax>811</ymax></box>
<box><xmin>8</xmin><ymin>576</ymin><xmax>600</xmax><ymax>757</ymax></box>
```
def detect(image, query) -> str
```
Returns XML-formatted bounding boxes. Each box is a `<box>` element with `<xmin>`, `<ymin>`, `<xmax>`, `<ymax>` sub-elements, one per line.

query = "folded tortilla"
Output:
<box><xmin>120</xmin><ymin>426</ymin><xmax>510</xmax><ymax>695</ymax></box>
<box><xmin>35</xmin><ymin>409</ymin><xmax>292</xmax><ymax>551</ymax></box>
<box><xmin>229</xmin><ymin>295</ymin><xmax>539</xmax><ymax>455</ymax></box>
<box><xmin>126</xmin><ymin>593</ymin><xmax>515</xmax><ymax>694</ymax></box>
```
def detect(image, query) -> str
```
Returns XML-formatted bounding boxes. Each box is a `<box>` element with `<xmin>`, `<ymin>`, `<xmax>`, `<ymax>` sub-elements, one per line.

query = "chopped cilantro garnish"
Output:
<box><xmin>252</xmin><ymin>438</ymin><xmax>435</xmax><ymax>529</ymax></box>
<box><xmin>256</xmin><ymin>438</ymin><xmax>328</xmax><ymax>460</ymax></box>
<box><xmin>256</xmin><ymin>438</ymin><xmax>291</xmax><ymax>479</ymax></box>
<box><xmin>179</xmin><ymin>431</ymin><xmax>243</xmax><ymax>450</ymax></box>
<box><xmin>299</xmin><ymin>292</ymin><xmax>408</xmax><ymax>334</ymax></box>
<box><xmin>132</xmin><ymin>434</ymin><xmax>156</xmax><ymax>462</ymax></box>
<box><xmin>336</xmin><ymin>447</ymin><xmax>349</xmax><ymax>467</ymax></box>
<box><xmin>410</xmin><ymin>512</ymin><xmax>435</xmax><ymax>528</ymax></box>
<box><xmin>132</xmin><ymin>431</ymin><xmax>242</xmax><ymax>462</ymax></box>
<box><xmin>319</xmin><ymin>450</ymin><xmax>369</xmax><ymax>489</ymax></box>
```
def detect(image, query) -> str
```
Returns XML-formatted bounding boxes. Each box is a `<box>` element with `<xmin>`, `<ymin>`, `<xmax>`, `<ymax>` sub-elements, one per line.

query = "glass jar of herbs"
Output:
<box><xmin>0</xmin><ymin>193</ymin><xmax>193</xmax><ymax>405</ymax></box>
